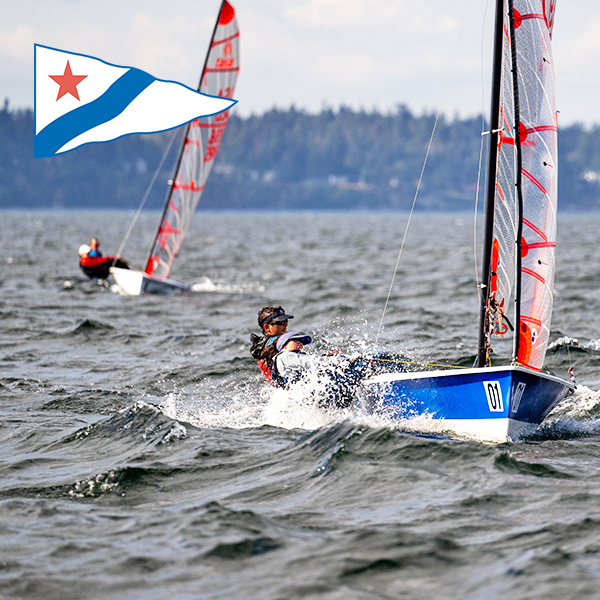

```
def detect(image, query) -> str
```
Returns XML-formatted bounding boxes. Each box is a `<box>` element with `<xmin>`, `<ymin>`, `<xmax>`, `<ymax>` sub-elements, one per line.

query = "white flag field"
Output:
<box><xmin>34</xmin><ymin>44</ymin><xmax>236</xmax><ymax>158</ymax></box>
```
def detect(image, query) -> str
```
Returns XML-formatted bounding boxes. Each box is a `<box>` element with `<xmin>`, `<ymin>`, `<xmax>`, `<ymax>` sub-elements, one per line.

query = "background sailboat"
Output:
<box><xmin>358</xmin><ymin>0</ymin><xmax>574</xmax><ymax>442</ymax></box>
<box><xmin>111</xmin><ymin>0</ymin><xmax>239</xmax><ymax>295</ymax></box>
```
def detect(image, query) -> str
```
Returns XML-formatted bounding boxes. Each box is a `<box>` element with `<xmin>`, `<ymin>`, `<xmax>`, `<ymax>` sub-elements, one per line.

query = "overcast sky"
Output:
<box><xmin>1</xmin><ymin>0</ymin><xmax>598</xmax><ymax>125</ymax></box>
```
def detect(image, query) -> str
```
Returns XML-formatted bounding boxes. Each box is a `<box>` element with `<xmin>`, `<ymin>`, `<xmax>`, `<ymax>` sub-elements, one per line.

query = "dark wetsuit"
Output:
<box><xmin>250</xmin><ymin>333</ymin><xmax>280</xmax><ymax>385</ymax></box>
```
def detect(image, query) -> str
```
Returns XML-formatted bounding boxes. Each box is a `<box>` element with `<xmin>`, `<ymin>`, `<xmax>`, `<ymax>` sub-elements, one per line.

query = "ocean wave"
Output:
<box><xmin>55</xmin><ymin>318</ymin><xmax>115</xmax><ymax>336</ymax></box>
<box><xmin>0</xmin><ymin>402</ymin><xmax>188</xmax><ymax>500</ymax></box>
<box><xmin>548</xmin><ymin>336</ymin><xmax>600</xmax><ymax>355</ymax></box>
<box><xmin>191</xmin><ymin>276</ymin><xmax>267</xmax><ymax>294</ymax></box>
<box><xmin>547</xmin><ymin>385</ymin><xmax>600</xmax><ymax>420</ymax></box>
<box><xmin>494</xmin><ymin>452</ymin><xmax>574</xmax><ymax>478</ymax></box>
<box><xmin>40</xmin><ymin>387</ymin><xmax>136</xmax><ymax>415</ymax></box>
<box><xmin>57</xmin><ymin>401</ymin><xmax>186</xmax><ymax>450</ymax></box>
<box><xmin>62</xmin><ymin>278</ymin><xmax>111</xmax><ymax>292</ymax></box>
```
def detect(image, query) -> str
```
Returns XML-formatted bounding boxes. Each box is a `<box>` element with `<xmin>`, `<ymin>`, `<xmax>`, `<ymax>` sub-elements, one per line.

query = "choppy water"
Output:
<box><xmin>1</xmin><ymin>211</ymin><xmax>600</xmax><ymax>599</ymax></box>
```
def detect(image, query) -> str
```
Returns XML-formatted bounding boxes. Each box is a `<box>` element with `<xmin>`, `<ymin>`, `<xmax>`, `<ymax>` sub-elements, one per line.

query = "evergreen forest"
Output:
<box><xmin>2</xmin><ymin>100</ymin><xmax>600</xmax><ymax>211</ymax></box>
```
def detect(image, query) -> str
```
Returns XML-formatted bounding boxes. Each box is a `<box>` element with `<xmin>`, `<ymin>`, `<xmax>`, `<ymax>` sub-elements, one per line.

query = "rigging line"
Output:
<box><xmin>113</xmin><ymin>128</ymin><xmax>180</xmax><ymax>264</ymax></box>
<box><xmin>473</xmin><ymin>0</ymin><xmax>492</xmax><ymax>308</ymax></box>
<box><xmin>375</xmin><ymin>0</ymin><xmax>475</xmax><ymax>344</ymax></box>
<box><xmin>368</xmin><ymin>357</ymin><xmax>470</xmax><ymax>370</ymax></box>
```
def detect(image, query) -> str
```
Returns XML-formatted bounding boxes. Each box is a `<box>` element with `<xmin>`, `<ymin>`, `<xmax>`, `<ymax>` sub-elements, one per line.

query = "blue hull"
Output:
<box><xmin>356</xmin><ymin>366</ymin><xmax>574</xmax><ymax>442</ymax></box>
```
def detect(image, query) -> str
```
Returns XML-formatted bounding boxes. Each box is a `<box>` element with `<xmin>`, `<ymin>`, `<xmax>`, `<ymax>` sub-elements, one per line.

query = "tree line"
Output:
<box><xmin>1</xmin><ymin>100</ymin><xmax>600</xmax><ymax>211</ymax></box>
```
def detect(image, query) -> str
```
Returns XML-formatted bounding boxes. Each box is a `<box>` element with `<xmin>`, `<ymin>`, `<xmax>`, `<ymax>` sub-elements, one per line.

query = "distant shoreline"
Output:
<box><xmin>3</xmin><ymin>104</ymin><xmax>600</xmax><ymax>212</ymax></box>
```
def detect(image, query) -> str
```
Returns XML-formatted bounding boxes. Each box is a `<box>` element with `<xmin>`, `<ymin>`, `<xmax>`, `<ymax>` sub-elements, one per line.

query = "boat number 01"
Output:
<box><xmin>483</xmin><ymin>381</ymin><xmax>503</xmax><ymax>412</ymax></box>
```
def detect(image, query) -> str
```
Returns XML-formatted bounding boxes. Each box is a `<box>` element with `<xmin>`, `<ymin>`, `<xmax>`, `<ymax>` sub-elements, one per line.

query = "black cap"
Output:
<box><xmin>259</xmin><ymin>307</ymin><xmax>294</xmax><ymax>328</ymax></box>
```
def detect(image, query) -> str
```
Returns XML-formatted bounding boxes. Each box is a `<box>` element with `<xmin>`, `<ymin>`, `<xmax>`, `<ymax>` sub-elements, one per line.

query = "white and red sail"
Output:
<box><xmin>490</xmin><ymin>0</ymin><xmax>557</xmax><ymax>371</ymax></box>
<box><xmin>145</xmin><ymin>0</ymin><xmax>239</xmax><ymax>280</ymax></box>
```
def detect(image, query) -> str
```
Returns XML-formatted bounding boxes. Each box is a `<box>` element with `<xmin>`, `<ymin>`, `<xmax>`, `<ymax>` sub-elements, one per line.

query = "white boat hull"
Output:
<box><xmin>110</xmin><ymin>267</ymin><xmax>191</xmax><ymax>295</ymax></box>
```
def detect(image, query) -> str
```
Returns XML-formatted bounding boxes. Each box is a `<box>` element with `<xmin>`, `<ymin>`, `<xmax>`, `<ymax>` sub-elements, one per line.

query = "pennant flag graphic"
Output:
<box><xmin>34</xmin><ymin>44</ymin><xmax>237</xmax><ymax>157</ymax></box>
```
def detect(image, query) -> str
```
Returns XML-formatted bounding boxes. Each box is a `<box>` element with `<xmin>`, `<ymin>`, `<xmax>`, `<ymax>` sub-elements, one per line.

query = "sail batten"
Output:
<box><xmin>144</xmin><ymin>0</ymin><xmax>239</xmax><ymax>280</ymax></box>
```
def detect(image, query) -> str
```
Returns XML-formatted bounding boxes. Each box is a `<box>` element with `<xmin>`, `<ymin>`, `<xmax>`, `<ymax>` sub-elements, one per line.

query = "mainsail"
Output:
<box><xmin>485</xmin><ymin>0</ymin><xmax>558</xmax><ymax>371</ymax></box>
<box><xmin>354</xmin><ymin>0</ymin><xmax>571</xmax><ymax>444</ymax></box>
<box><xmin>144</xmin><ymin>0</ymin><xmax>239</xmax><ymax>280</ymax></box>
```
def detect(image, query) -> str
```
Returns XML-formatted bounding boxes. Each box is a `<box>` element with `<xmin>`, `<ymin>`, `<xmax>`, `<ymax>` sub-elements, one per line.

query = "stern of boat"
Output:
<box><xmin>110</xmin><ymin>267</ymin><xmax>143</xmax><ymax>296</ymax></box>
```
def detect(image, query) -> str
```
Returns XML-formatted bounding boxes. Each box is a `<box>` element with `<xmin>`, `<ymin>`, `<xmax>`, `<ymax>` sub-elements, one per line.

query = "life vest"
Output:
<box><xmin>250</xmin><ymin>333</ymin><xmax>284</xmax><ymax>387</ymax></box>
<box><xmin>79</xmin><ymin>256</ymin><xmax>129</xmax><ymax>279</ymax></box>
<box><xmin>258</xmin><ymin>358</ymin><xmax>275</xmax><ymax>386</ymax></box>
<box><xmin>268</xmin><ymin>352</ymin><xmax>288</xmax><ymax>388</ymax></box>
<box><xmin>79</xmin><ymin>256</ymin><xmax>114</xmax><ymax>279</ymax></box>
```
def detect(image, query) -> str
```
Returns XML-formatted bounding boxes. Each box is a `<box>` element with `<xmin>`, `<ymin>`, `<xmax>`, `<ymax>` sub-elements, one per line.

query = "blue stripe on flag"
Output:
<box><xmin>35</xmin><ymin>68</ymin><xmax>155</xmax><ymax>157</ymax></box>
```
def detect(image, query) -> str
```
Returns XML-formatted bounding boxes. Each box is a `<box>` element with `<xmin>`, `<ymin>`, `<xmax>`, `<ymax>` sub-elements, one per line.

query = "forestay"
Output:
<box><xmin>490</xmin><ymin>0</ymin><xmax>557</xmax><ymax>371</ymax></box>
<box><xmin>144</xmin><ymin>0</ymin><xmax>239</xmax><ymax>280</ymax></box>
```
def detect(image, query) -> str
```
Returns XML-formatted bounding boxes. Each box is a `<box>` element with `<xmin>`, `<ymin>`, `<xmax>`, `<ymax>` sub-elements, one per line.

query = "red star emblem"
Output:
<box><xmin>48</xmin><ymin>61</ymin><xmax>87</xmax><ymax>101</ymax></box>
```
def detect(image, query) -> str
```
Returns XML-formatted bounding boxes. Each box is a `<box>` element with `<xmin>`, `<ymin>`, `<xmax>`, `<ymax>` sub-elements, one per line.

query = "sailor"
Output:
<box><xmin>271</xmin><ymin>331</ymin><xmax>314</xmax><ymax>387</ymax></box>
<box><xmin>270</xmin><ymin>330</ymin><xmax>368</xmax><ymax>409</ymax></box>
<box><xmin>78</xmin><ymin>239</ymin><xmax>129</xmax><ymax>280</ymax></box>
<box><xmin>250</xmin><ymin>306</ymin><xmax>294</xmax><ymax>384</ymax></box>
<box><xmin>88</xmin><ymin>238</ymin><xmax>102</xmax><ymax>258</ymax></box>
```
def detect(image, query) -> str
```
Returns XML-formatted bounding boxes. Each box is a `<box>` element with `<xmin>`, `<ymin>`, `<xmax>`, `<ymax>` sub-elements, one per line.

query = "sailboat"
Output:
<box><xmin>357</xmin><ymin>0</ymin><xmax>574</xmax><ymax>442</ymax></box>
<box><xmin>111</xmin><ymin>0</ymin><xmax>239</xmax><ymax>295</ymax></box>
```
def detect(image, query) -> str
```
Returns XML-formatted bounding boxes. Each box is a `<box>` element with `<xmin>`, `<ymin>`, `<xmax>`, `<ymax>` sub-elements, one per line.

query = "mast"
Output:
<box><xmin>144</xmin><ymin>0</ymin><xmax>229</xmax><ymax>273</ymax></box>
<box><xmin>476</xmin><ymin>0</ymin><xmax>506</xmax><ymax>368</ymax></box>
